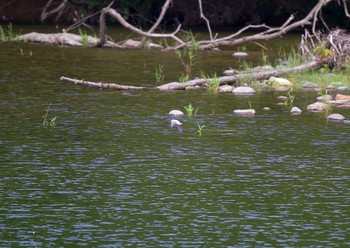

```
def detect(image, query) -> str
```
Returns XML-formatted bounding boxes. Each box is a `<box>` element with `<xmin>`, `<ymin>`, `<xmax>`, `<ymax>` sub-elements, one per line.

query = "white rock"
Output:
<box><xmin>168</xmin><ymin>110</ymin><xmax>184</xmax><ymax>117</ymax></box>
<box><xmin>233</xmin><ymin>109</ymin><xmax>256</xmax><ymax>116</ymax></box>
<box><xmin>232</xmin><ymin>51</ymin><xmax>248</xmax><ymax>57</ymax></box>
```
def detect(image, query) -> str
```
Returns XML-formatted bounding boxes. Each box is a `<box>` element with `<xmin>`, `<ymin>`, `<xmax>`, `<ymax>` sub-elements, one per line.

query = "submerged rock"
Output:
<box><xmin>291</xmin><ymin>107</ymin><xmax>302</xmax><ymax>114</ymax></box>
<box><xmin>233</xmin><ymin>109</ymin><xmax>256</xmax><ymax>116</ymax></box>
<box><xmin>232</xmin><ymin>86</ymin><xmax>256</xmax><ymax>95</ymax></box>
<box><xmin>327</xmin><ymin>113</ymin><xmax>345</xmax><ymax>122</ymax></box>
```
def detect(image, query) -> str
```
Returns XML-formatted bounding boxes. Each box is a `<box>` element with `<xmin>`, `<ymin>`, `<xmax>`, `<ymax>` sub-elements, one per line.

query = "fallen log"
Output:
<box><xmin>157</xmin><ymin>59</ymin><xmax>328</xmax><ymax>90</ymax></box>
<box><xmin>60</xmin><ymin>76</ymin><xmax>148</xmax><ymax>90</ymax></box>
<box><xmin>60</xmin><ymin>58</ymin><xmax>329</xmax><ymax>91</ymax></box>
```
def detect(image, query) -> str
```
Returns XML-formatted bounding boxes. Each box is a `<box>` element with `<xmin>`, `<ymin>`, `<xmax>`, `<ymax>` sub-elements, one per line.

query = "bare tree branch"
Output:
<box><xmin>148</xmin><ymin>0</ymin><xmax>173</xmax><ymax>33</ymax></box>
<box><xmin>198</xmin><ymin>0</ymin><xmax>213</xmax><ymax>40</ymax></box>
<box><xmin>41</xmin><ymin>0</ymin><xmax>68</xmax><ymax>22</ymax></box>
<box><xmin>103</xmin><ymin>7</ymin><xmax>185</xmax><ymax>45</ymax></box>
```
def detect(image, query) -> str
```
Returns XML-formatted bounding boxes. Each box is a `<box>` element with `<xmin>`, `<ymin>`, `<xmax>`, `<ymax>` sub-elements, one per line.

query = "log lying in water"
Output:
<box><xmin>18</xmin><ymin>32</ymin><xmax>121</xmax><ymax>47</ymax></box>
<box><xmin>157</xmin><ymin>59</ymin><xmax>328</xmax><ymax>90</ymax></box>
<box><xmin>60</xmin><ymin>58</ymin><xmax>328</xmax><ymax>91</ymax></box>
<box><xmin>60</xmin><ymin>76</ymin><xmax>147</xmax><ymax>90</ymax></box>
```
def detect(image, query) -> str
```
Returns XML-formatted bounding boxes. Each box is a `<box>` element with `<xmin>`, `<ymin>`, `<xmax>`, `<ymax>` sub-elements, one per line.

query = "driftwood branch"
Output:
<box><xmin>60</xmin><ymin>76</ymin><xmax>147</xmax><ymax>90</ymax></box>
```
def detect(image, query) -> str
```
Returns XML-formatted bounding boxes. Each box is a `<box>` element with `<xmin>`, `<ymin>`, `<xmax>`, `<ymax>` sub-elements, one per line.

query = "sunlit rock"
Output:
<box><xmin>232</xmin><ymin>86</ymin><xmax>256</xmax><ymax>95</ymax></box>
<box><xmin>306</xmin><ymin>102</ymin><xmax>327</xmax><ymax>112</ymax></box>
<box><xmin>263</xmin><ymin>107</ymin><xmax>271</xmax><ymax>111</ymax></box>
<box><xmin>168</xmin><ymin>110</ymin><xmax>184</xmax><ymax>117</ymax></box>
<box><xmin>327</xmin><ymin>113</ymin><xmax>345</xmax><ymax>122</ymax></box>
<box><xmin>335</xmin><ymin>94</ymin><xmax>350</xmax><ymax>101</ymax></box>
<box><xmin>268</xmin><ymin>76</ymin><xmax>293</xmax><ymax>90</ymax></box>
<box><xmin>218</xmin><ymin>85</ymin><xmax>234</xmax><ymax>93</ymax></box>
<box><xmin>233</xmin><ymin>109</ymin><xmax>256</xmax><ymax>116</ymax></box>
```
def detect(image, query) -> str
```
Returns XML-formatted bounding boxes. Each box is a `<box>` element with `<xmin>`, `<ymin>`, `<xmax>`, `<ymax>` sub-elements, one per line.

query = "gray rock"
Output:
<box><xmin>329</xmin><ymin>81</ymin><xmax>344</xmax><ymax>88</ymax></box>
<box><xmin>263</xmin><ymin>107</ymin><xmax>271</xmax><ymax>111</ymax></box>
<box><xmin>327</xmin><ymin>113</ymin><xmax>345</xmax><ymax>122</ymax></box>
<box><xmin>232</xmin><ymin>51</ymin><xmax>248</xmax><ymax>57</ymax></box>
<box><xmin>307</xmin><ymin>102</ymin><xmax>327</xmax><ymax>112</ymax></box>
<box><xmin>168</xmin><ymin>110</ymin><xmax>184</xmax><ymax>117</ymax></box>
<box><xmin>317</xmin><ymin>95</ymin><xmax>333</xmax><ymax>102</ymax></box>
<box><xmin>232</xmin><ymin>86</ymin><xmax>256</xmax><ymax>95</ymax></box>
<box><xmin>291</xmin><ymin>107</ymin><xmax>302</xmax><ymax>114</ymax></box>
<box><xmin>301</xmin><ymin>81</ymin><xmax>319</xmax><ymax>89</ymax></box>
<box><xmin>338</xmin><ymin>86</ymin><xmax>349</xmax><ymax>91</ymax></box>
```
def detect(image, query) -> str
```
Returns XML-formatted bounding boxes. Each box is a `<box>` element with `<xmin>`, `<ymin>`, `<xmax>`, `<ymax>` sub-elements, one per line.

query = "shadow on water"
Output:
<box><xmin>1</xmin><ymin>26</ymin><xmax>350</xmax><ymax>247</ymax></box>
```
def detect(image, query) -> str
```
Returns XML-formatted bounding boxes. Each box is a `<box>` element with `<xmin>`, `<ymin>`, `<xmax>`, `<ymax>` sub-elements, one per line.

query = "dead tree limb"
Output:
<box><xmin>41</xmin><ymin>0</ymin><xmax>68</xmax><ymax>22</ymax></box>
<box><xmin>60</xmin><ymin>76</ymin><xmax>147</xmax><ymax>90</ymax></box>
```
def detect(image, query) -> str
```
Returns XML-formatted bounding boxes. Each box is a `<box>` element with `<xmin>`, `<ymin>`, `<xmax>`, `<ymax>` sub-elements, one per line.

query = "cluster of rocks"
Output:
<box><xmin>218</xmin><ymin>75</ymin><xmax>294</xmax><ymax>94</ymax></box>
<box><xmin>232</xmin><ymin>93</ymin><xmax>350</xmax><ymax>123</ymax></box>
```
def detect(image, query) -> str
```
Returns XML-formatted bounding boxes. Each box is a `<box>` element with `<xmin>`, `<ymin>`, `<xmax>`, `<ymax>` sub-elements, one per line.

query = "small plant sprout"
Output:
<box><xmin>42</xmin><ymin>103</ymin><xmax>57</xmax><ymax>127</ymax></box>
<box><xmin>78</xmin><ymin>28</ymin><xmax>89</xmax><ymax>46</ymax></box>
<box><xmin>195</xmin><ymin>122</ymin><xmax>205</xmax><ymax>136</ymax></box>
<box><xmin>207</xmin><ymin>73</ymin><xmax>220</xmax><ymax>93</ymax></box>
<box><xmin>155</xmin><ymin>64</ymin><xmax>165</xmax><ymax>84</ymax></box>
<box><xmin>318</xmin><ymin>88</ymin><xmax>332</xmax><ymax>116</ymax></box>
<box><xmin>184</xmin><ymin>103</ymin><xmax>198</xmax><ymax>116</ymax></box>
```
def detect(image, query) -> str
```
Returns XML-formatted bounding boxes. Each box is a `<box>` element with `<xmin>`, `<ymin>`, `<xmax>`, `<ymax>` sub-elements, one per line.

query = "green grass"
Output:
<box><xmin>0</xmin><ymin>23</ymin><xmax>18</xmax><ymax>41</ymax></box>
<box><xmin>42</xmin><ymin>104</ymin><xmax>57</xmax><ymax>127</ymax></box>
<box><xmin>78</xmin><ymin>28</ymin><xmax>89</xmax><ymax>46</ymax></box>
<box><xmin>155</xmin><ymin>64</ymin><xmax>165</xmax><ymax>85</ymax></box>
<box><xmin>195</xmin><ymin>122</ymin><xmax>205</xmax><ymax>136</ymax></box>
<box><xmin>184</xmin><ymin>103</ymin><xmax>198</xmax><ymax>116</ymax></box>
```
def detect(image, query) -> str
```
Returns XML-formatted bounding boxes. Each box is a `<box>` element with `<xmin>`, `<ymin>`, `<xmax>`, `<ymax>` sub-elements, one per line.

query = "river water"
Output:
<box><xmin>1</xmin><ymin>26</ymin><xmax>350</xmax><ymax>247</ymax></box>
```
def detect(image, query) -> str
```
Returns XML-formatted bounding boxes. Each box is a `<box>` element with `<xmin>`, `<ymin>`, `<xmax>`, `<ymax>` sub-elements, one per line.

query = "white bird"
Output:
<box><xmin>170</xmin><ymin>119</ymin><xmax>183</xmax><ymax>133</ymax></box>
